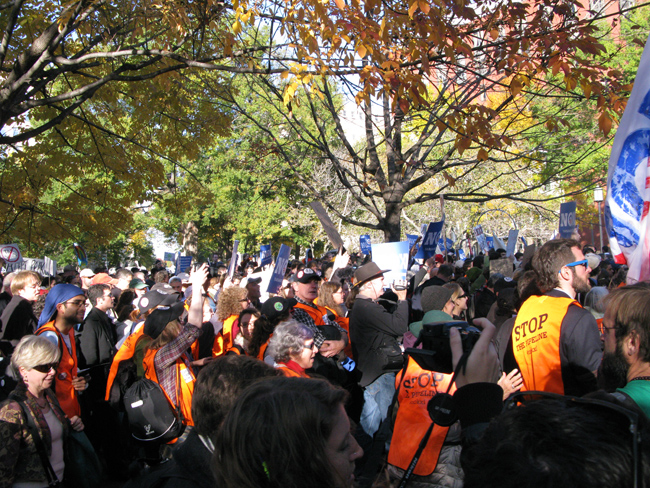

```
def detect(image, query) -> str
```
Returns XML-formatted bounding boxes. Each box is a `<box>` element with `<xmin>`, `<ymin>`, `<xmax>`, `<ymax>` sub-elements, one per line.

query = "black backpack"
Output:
<box><xmin>123</xmin><ymin>378</ymin><xmax>184</xmax><ymax>443</ymax></box>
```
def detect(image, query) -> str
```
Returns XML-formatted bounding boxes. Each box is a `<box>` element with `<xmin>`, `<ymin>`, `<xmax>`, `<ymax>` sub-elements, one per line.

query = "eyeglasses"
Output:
<box><xmin>505</xmin><ymin>391</ymin><xmax>643</xmax><ymax>488</ymax></box>
<box><xmin>64</xmin><ymin>299</ymin><xmax>86</xmax><ymax>307</ymax></box>
<box><xmin>32</xmin><ymin>362</ymin><xmax>59</xmax><ymax>373</ymax></box>
<box><xmin>564</xmin><ymin>259</ymin><xmax>588</xmax><ymax>269</ymax></box>
<box><xmin>302</xmin><ymin>341</ymin><xmax>316</xmax><ymax>350</ymax></box>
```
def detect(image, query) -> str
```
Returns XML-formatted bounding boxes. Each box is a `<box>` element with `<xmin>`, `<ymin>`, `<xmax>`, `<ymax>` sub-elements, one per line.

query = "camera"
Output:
<box><xmin>405</xmin><ymin>321</ymin><xmax>481</xmax><ymax>374</ymax></box>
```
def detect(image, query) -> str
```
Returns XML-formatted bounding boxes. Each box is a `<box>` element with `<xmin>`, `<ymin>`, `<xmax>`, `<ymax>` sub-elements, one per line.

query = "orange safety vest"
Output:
<box><xmin>512</xmin><ymin>295</ymin><xmax>578</xmax><ymax>395</ymax></box>
<box><xmin>257</xmin><ymin>336</ymin><xmax>271</xmax><ymax>361</ymax></box>
<box><xmin>213</xmin><ymin>315</ymin><xmax>238</xmax><ymax>357</ymax></box>
<box><xmin>387</xmin><ymin>356</ymin><xmax>456</xmax><ymax>476</ymax></box>
<box><xmin>293</xmin><ymin>301</ymin><xmax>329</xmax><ymax>326</ymax></box>
<box><xmin>105</xmin><ymin>328</ymin><xmax>146</xmax><ymax>402</ymax></box>
<box><xmin>596</xmin><ymin>317</ymin><xmax>604</xmax><ymax>335</ymax></box>
<box><xmin>143</xmin><ymin>348</ymin><xmax>196</xmax><ymax>427</ymax></box>
<box><xmin>35</xmin><ymin>321</ymin><xmax>81</xmax><ymax>418</ymax></box>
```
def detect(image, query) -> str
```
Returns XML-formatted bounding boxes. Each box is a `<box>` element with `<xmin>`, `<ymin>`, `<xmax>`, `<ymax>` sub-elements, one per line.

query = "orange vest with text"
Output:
<box><xmin>387</xmin><ymin>356</ymin><xmax>456</xmax><ymax>476</ymax></box>
<box><xmin>512</xmin><ymin>295</ymin><xmax>578</xmax><ymax>395</ymax></box>
<box><xmin>142</xmin><ymin>348</ymin><xmax>196</xmax><ymax>427</ymax></box>
<box><xmin>105</xmin><ymin>328</ymin><xmax>146</xmax><ymax>401</ymax></box>
<box><xmin>36</xmin><ymin>321</ymin><xmax>81</xmax><ymax>418</ymax></box>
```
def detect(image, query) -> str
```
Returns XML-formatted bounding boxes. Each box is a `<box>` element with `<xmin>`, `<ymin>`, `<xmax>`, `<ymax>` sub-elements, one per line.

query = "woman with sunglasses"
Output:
<box><xmin>0</xmin><ymin>335</ymin><xmax>84</xmax><ymax>487</ymax></box>
<box><xmin>444</xmin><ymin>283</ymin><xmax>469</xmax><ymax>320</ymax></box>
<box><xmin>267</xmin><ymin>320</ymin><xmax>318</xmax><ymax>378</ymax></box>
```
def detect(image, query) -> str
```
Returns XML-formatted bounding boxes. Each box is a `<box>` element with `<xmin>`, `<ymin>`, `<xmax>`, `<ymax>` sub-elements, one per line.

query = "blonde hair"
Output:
<box><xmin>149</xmin><ymin>320</ymin><xmax>182</xmax><ymax>350</ymax></box>
<box><xmin>11</xmin><ymin>335</ymin><xmax>61</xmax><ymax>376</ymax></box>
<box><xmin>11</xmin><ymin>271</ymin><xmax>41</xmax><ymax>295</ymax></box>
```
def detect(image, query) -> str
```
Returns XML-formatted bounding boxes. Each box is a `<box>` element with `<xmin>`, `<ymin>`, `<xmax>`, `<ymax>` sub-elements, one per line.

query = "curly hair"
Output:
<box><xmin>213</xmin><ymin>377</ymin><xmax>349</xmax><ymax>488</ymax></box>
<box><xmin>217</xmin><ymin>286</ymin><xmax>248</xmax><ymax>321</ymax></box>
<box><xmin>267</xmin><ymin>320</ymin><xmax>314</xmax><ymax>363</ymax></box>
<box><xmin>532</xmin><ymin>238</ymin><xmax>580</xmax><ymax>293</ymax></box>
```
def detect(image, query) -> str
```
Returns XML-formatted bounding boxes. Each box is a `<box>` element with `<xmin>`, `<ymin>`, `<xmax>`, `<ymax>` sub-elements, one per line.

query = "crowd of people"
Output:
<box><xmin>0</xmin><ymin>238</ymin><xmax>649</xmax><ymax>488</ymax></box>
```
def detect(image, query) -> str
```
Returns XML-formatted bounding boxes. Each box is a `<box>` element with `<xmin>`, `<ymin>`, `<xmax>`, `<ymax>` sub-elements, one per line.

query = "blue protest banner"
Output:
<box><xmin>421</xmin><ymin>221</ymin><xmax>444</xmax><ymax>259</ymax></box>
<box><xmin>437</xmin><ymin>237</ymin><xmax>454</xmax><ymax>252</ymax></box>
<box><xmin>177</xmin><ymin>256</ymin><xmax>192</xmax><ymax>274</ymax></box>
<box><xmin>163</xmin><ymin>252</ymin><xmax>175</xmax><ymax>264</ymax></box>
<box><xmin>260</xmin><ymin>244</ymin><xmax>272</xmax><ymax>267</ymax></box>
<box><xmin>486</xmin><ymin>236</ymin><xmax>494</xmax><ymax>250</ymax></box>
<box><xmin>458</xmin><ymin>249</ymin><xmax>466</xmax><ymax>260</ymax></box>
<box><xmin>267</xmin><ymin>244</ymin><xmax>292</xmax><ymax>294</ymax></box>
<box><xmin>360</xmin><ymin>235</ymin><xmax>372</xmax><ymax>255</ymax></box>
<box><xmin>559</xmin><ymin>201</ymin><xmax>577</xmax><ymax>238</ymax></box>
<box><xmin>371</xmin><ymin>241</ymin><xmax>410</xmax><ymax>284</ymax></box>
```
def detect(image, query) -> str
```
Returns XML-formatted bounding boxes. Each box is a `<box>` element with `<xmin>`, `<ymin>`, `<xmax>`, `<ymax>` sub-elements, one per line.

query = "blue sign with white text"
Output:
<box><xmin>559</xmin><ymin>201</ymin><xmax>577</xmax><ymax>238</ymax></box>
<box><xmin>422</xmin><ymin>221</ymin><xmax>444</xmax><ymax>259</ymax></box>
<box><xmin>360</xmin><ymin>235</ymin><xmax>372</xmax><ymax>255</ymax></box>
<box><xmin>267</xmin><ymin>244</ymin><xmax>291</xmax><ymax>294</ymax></box>
<box><xmin>260</xmin><ymin>244</ymin><xmax>272</xmax><ymax>267</ymax></box>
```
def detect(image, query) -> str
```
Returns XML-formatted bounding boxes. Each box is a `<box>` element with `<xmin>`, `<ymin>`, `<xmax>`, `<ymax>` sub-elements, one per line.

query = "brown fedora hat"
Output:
<box><xmin>353</xmin><ymin>262</ymin><xmax>390</xmax><ymax>288</ymax></box>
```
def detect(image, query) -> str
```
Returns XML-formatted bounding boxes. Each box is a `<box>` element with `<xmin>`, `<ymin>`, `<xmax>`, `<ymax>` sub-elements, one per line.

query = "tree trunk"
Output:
<box><xmin>181</xmin><ymin>221</ymin><xmax>198</xmax><ymax>258</ymax></box>
<box><xmin>383</xmin><ymin>203</ymin><xmax>402</xmax><ymax>242</ymax></box>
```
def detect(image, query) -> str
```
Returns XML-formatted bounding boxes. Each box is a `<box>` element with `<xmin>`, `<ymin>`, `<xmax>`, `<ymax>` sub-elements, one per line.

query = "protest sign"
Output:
<box><xmin>458</xmin><ymin>249</ymin><xmax>466</xmax><ymax>260</ymax></box>
<box><xmin>371</xmin><ymin>241</ymin><xmax>409</xmax><ymax>285</ymax></box>
<box><xmin>486</xmin><ymin>236</ymin><xmax>494</xmax><ymax>250</ymax></box>
<box><xmin>0</xmin><ymin>244</ymin><xmax>22</xmax><ymax>265</ymax></box>
<box><xmin>422</xmin><ymin>221</ymin><xmax>444</xmax><ymax>259</ymax></box>
<box><xmin>227</xmin><ymin>240</ymin><xmax>240</xmax><ymax>278</ymax></box>
<box><xmin>267</xmin><ymin>244</ymin><xmax>291</xmax><ymax>294</ymax></box>
<box><xmin>176</xmin><ymin>256</ymin><xmax>192</xmax><ymax>274</ymax></box>
<box><xmin>5</xmin><ymin>257</ymin><xmax>57</xmax><ymax>276</ymax></box>
<box><xmin>310</xmin><ymin>201</ymin><xmax>344</xmax><ymax>249</ymax></box>
<box><xmin>559</xmin><ymin>201</ymin><xmax>577</xmax><ymax>238</ymax></box>
<box><xmin>437</xmin><ymin>237</ymin><xmax>454</xmax><ymax>253</ymax></box>
<box><xmin>473</xmin><ymin>225</ymin><xmax>488</xmax><ymax>252</ymax></box>
<box><xmin>73</xmin><ymin>242</ymin><xmax>87</xmax><ymax>266</ymax></box>
<box><xmin>260</xmin><ymin>244</ymin><xmax>272</xmax><ymax>267</ymax></box>
<box><xmin>604</xmin><ymin>32</ymin><xmax>650</xmax><ymax>282</ymax></box>
<box><xmin>506</xmin><ymin>229</ymin><xmax>519</xmax><ymax>257</ymax></box>
<box><xmin>360</xmin><ymin>235</ymin><xmax>371</xmax><ymax>255</ymax></box>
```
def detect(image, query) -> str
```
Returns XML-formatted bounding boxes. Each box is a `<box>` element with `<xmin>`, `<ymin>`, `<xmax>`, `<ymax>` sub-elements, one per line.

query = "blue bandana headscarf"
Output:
<box><xmin>38</xmin><ymin>284</ymin><xmax>86</xmax><ymax>328</ymax></box>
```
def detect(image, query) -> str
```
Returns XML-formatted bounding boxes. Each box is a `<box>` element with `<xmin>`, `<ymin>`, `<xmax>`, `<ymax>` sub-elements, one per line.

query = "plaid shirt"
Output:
<box><xmin>292</xmin><ymin>297</ymin><xmax>347</xmax><ymax>349</ymax></box>
<box><xmin>153</xmin><ymin>323</ymin><xmax>201</xmax><ymax>405</ymax></box>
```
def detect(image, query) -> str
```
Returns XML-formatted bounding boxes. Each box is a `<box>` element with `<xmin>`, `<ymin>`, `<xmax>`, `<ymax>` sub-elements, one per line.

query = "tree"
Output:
<box><xmin>228</xmin><ymin>0</ymin><xmax>638</xmax><ymax>241</ymax></box>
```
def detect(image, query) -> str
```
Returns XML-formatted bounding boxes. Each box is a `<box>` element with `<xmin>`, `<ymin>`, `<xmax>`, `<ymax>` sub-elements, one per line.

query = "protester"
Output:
<box><xmin>0</xmin><ymin>272</ymin><xmax>15</xmax><ymax>317</ymax></box>
<box><xmin>443</xmin><ymin>282</ymin><xmax>469</xmax><ymax>320</ymax></box>
<box><xmin>248</xmin><ymin>296</ymin><xmax>294</xmax><ymax>361</ymax></box>
<box><xmin>0</xmin><ymin>335</ymin><xmax>82</xmax><ymax>487</ymax></box>
<box><xmin>0</xmin><ymin>271</ymin><xmax>41</xmax><ymax>349</ymax></box>
<box><xmin>213</xmin><ymin>377</ymin><xmax>363</xmax><ymax>488</ymax></box>
<box><xmin>36</xmin><ymin>284</ymin><xmax>88</xmax><ymax>420</ymax></box>
<box><xmin>267</xmin><ymin>320</ymin><xmax>318</xmax><ymax>378</ymax></box>
<box><xmin>511</xmin><ymin>238</ymin><xmax>601</xmax><ymax>396</ymax></box>
<box><xmin>141</xmin><ymin>264</ymin><xmax>209</xmax><ymax>430</ymax></box>
<box><xmin>229</xmin><ymin>308</ymin><xmax>259</xmax><ymax>355</ymax></box>
<box><xmin>215</xmin><ymin>286</ymin><xmax>249</xmax><ymax>356</ymax></box>
<box><xmin>349</xmin><ymin>262</ymin><xmax>408</xmax><ymax>437</ymax></box>
<box><xmin>124</xmin><ymin>355</ymin><xmax>279</xmax><ymax>488</ymax></box>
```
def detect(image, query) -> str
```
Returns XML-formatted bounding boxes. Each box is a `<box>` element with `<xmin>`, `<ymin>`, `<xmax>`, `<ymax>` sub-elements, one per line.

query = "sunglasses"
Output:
<box><xmin>564</xmin><ymin>259</ymin><xmax>588</xmax><ymax>269</ymax></box>
<box><xmin>32</xmin><ymin>362</ymin><xmax>59</xmax><ymax>373</ymax></box>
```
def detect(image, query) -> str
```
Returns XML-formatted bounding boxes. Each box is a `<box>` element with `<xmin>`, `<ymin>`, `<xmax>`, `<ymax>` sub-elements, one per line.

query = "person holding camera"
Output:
<box><xmin>349</xmin><ymin>262</ymin><xmax>408</xmax><ymax>438</ymax></box>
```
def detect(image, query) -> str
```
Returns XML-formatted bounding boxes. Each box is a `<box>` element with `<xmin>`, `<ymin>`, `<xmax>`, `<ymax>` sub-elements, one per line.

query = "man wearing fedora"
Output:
<box><xmin>350</xmin><ymin>262</ymin><xmax>409</xmax><ymax>437</ymax></box>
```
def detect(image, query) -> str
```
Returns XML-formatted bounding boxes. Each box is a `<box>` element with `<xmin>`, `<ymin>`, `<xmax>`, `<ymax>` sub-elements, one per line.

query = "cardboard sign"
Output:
<box><xmin>490</xmin><ymin>257</ymin><xmax>514</xmax><ymax>278</ymax></box>
<box><xmin>267</xmin><ymin>244</ymin><xmax>291</xmax><ymax>294</ymax></box>
<box><xmin>473</xmin><ymin>225</ymin><xmax>488</xmax><ymax>252</ymax></box>
<box><xmin>371</xmin><ymin>241</ymin><xmax>410</xmax><ymax>284</ymax></box>
<box><xmin>310</xmin><ymin>201</ymin><xmax>344</xmax><ymax>249</ymax></box>
<box><xmin>0</xmin><ymin>244</ymin><xmax>22</xmax><ymax>264</ymax></box>
<box><xmin>506</xmin><ymin>230</ymin><xmax>519</xmax><ymax>257</ymax></box>
<box><xmin>176</xmin><ymin>256</ymin><xmax>192</xmax><ymax>274</ymax></box>
<box><xmin>559</xmin><ymin>201</ymin><xmax>577</xmax><ymax>238</ymax></box>
<box><xmin>5</xmin><ymin>257</ymin><xmax>57</xmax><ymax>276</ymax></box>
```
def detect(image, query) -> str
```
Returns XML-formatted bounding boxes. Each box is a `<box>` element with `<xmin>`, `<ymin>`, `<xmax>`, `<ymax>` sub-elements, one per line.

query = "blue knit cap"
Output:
<box><xmin>38</xmin><ymin>284</ymin><xmax>85</xmax><ymax>328</ymax></box>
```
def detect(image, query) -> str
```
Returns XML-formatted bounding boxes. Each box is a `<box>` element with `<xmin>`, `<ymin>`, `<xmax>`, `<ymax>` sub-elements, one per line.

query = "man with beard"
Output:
<box><xmin>600</xmin><ymin>284</ymin><xmax>650</xmax><ymax>416</ymax></box>
<box><xmin>511</xmin><ymin>238</ymin><xmax>601</xmax><ymax>396</ymax></box>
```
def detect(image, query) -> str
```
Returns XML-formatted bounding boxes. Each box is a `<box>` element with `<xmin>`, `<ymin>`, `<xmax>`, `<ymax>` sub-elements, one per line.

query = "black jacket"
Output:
<box><xmin>0</xmin><ymin>295</ymin><xmax>37</xmax><ymax>342</ymax></box>
<box><xmin>349</xmin><ymin>295</ymin><xmax>409</xmax><ymax>387</ymax></box>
